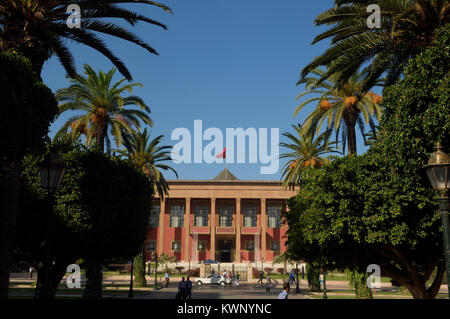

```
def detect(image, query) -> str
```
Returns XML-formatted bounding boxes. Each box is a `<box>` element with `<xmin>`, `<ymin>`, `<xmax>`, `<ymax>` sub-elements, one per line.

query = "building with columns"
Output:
<box><xmin>145</xmin><ymin>169</ymin><xmax>297</xmax><ymax>263</ymax></box>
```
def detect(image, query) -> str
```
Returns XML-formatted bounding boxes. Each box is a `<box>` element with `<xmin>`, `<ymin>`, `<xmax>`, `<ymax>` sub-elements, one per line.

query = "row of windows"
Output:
<box><xmin>148</xmin><ymin>205</ymin><xmax>282</xmax><ymax>228</ymax></box>
<box><xmin>146</xmin><ymin>240</ymin><xmax>280</xmax><ymax>252</ymax></box>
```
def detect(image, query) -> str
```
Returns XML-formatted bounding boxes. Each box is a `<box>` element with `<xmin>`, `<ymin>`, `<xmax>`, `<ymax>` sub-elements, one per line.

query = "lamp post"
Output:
<box><xmin>423</xmin><ymin>142</ymin><xmax>450</xmax><ymax>298</ymax></box>
<box><xmin>152</xmin><ymin>252</ymin><xmax>158</xmax><ymax>291</ymax></box>
<box><xmin>37</xmin><ymin>150</ymin><xmax>66</xmax><ymax>299</ymax></box>
<box><xmin>295</xmin><ymin>262</ymin><xmax>300</xmax><ymax>293</ymax></box>
<box><xmin>128</xmin><ymin>257</ymin><xmax>134</xmax><ymax>298</ymax></box>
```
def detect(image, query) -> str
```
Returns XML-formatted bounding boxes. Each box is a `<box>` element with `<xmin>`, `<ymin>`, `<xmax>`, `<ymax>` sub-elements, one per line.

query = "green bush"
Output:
<box><xmin>306</xmin><ymin>263</ymin><xmax>321</xmax><ymax>292</ymax></box>
<box><xmin>347</xmin><ymin>270</ymin><xmax>373</xmax><ymax>299</ymax></box>
<box><xmin>133</xmin><ymin>253</ymin><xmax>147</xmax><ymax>287</ymax></box>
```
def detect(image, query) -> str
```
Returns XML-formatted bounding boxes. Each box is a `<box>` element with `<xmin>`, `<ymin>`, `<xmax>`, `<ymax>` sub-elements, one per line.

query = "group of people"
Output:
<box><xmin>176</xmin><ymin>277</ymin><xmax>193</xmax><ymax>300</ymax></box>
<box><xmin>164</xmin><ymin>267</ymin><xmax>298</xmax><ymax>300</ymax></box>
<box><xmin>212</xmin><ymin>268</ymin><xmax>241</xmax><ymax>286</ymax></box>
<box><xmin>256</xmin><ymin>268</ymin><xmax>303</xmax><ymax>297</ymax></box>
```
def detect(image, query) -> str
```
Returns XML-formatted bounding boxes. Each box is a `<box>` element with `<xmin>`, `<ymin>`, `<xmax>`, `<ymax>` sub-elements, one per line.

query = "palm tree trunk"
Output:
<box><xmin>83</xmin><ymin>121</ymin><xmax>108</xmax><ymax>298</ymax></box>
<box><xmin>0</xmin><ymin>160</ymin><xmax>21</xmax><ymax>299</ymax></box>
<box><xmin>343</xmin><ymin>108</ymin><xmax>359</xmax><ymax>155</ymax></box>
<box><xmin>95</xmin><ymin>122</ymin><xmax>107</xmax><ymax>152</ymax></box>
<box><xmin>0</xmin><ymin>30</ymin><xmax>50</xmax><ymax>80</ymax></box>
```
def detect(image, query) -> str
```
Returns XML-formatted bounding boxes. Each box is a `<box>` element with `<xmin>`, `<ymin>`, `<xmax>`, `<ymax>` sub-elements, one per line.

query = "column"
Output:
<box><xmin>210</xmin><ymin>197</ymin><xmax>216</xmax><ymax>261</ymax></box>
<box><xmin>261</xmin><ymin>198</ymin><xmax>267</xmax><ymax>262</ymax></box>
<box><xmin>235</xmin><ymin>198</ymin><xmax>241</xmax><ymax>263</ymax></box>
<box><xmin>158</xmin><ymin>199</ymin><xmax>165</xmax><ymax>255</ymax></box>
<box><xmin>184</xmin><ymin>197</ymin><xmax>191</xmax><ymax>262</ymax></box>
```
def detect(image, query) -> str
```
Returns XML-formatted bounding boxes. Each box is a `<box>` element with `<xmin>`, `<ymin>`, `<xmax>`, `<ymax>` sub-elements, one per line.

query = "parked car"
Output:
<box><xmin>194</xmin><ymin>274</ymin><xmax>232</xmax><ymax>286</ymax></box>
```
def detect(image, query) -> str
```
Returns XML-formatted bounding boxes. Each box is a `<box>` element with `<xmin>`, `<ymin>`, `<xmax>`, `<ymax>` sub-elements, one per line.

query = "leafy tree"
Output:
<box><xmin>113</xmin><ymin>128</ymin><xmax>176</xmax><ymax>286</ymax></box>
<box><xmin>55</xmin><ymin>64</ymin><xmax>153</xmax><ymax>152</ymax></box>
<box><xmin>0</xmin><ymin>0</ymin><xmax>172</xmax><ymax>80</ymax></box>
<box><xmin>301</xmin><ymin>0</ymin><xmax>449</xmax><ymax>90</ymax></box>
<box><xmin>295</xmin><ymin>68</ymin><xmax>382</xmax><ymax>154</ymax></box>
<box><xmin>15</xmin><ymin>141</ymin><xmax>153</xmax><ymax>298</ymax></box>
<box><xmin>280</xmin><ymin>123</ymin><xmax>339</xmax><ymax>189</ymax></box>
<box><xmin>284</xmin><ymin>25</ymin><xmax>449</xmax><ymax>299</ymax></box>
<box><xmin>0</xmin><ymin>52</ymin><xmax>57</xmax><ymax>299</ymax></box>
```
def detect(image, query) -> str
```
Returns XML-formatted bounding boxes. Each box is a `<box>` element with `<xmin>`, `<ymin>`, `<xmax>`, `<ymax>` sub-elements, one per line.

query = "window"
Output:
<box><xmin>171</xmin><ymin>241</ymin><xmax>181</xmax><ymax>251</ymax></box>
<box><xmin>194</xmin><ymin>206</ymin><xmax>209</xmax><ymax>227</ymax></box>
<box><xmin>169</xmin><ymin>205</ymin><xmax>184</xmax><ymax>227</ymax></box>
<box><xmin>146</xmin><ymin>241</ymin><xmax>156</xmax><ymax>251</ymax></box>
<box><xmin>197</xmin><ymin>241</ymin><xmax>206</xmax><ymax>251</ymax></box>
<box><xmin>267</xmin><ymin>206</ymin><xmax>281</xmax><ymax>228</ymax></box>
<box><xmin>218</xmin><ymin>206</ymin><xmax>233</xmax><ymax>227</ymax></box>
<box><xmin>148</xmin><ymin>205</ymin><xmax>160</xmax><ymax>228</ymax></box>
<box><xmin>243</xmin><ymin>206</ymin><xmax>257</xmax><ymax>227</ymax></box>
<box><xmin>270</xmin><ymin>241</ymin><xmax>280</xmax><ymax>252</ymax></box>
<box><xmin>245</xmin><ymin>241</ymin><xmax>254</xmax><ymax>251</ymax></box>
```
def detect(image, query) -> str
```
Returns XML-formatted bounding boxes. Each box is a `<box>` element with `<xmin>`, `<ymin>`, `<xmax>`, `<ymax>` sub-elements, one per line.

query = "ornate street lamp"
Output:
<box><xmin>423</xmin><ymin>142</ymin><xmax>450</xmax><ymax>298</ymax></box>
<box><xmin>39</xmin><ymin>151</ymin><xmax>67</xmax><ymax>191</ymax></box>
<box><xmin>37</xmin><ymin>150</ymin><xmax>66</xmax><ymax>299</ymax></box>
<box><xmin>128</xmin><ymin>257</ymin><xmax>134</xmax><ymax>298</ymax></box>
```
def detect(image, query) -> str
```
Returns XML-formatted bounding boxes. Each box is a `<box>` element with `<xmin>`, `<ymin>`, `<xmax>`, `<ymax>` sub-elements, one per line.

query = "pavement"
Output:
<box><xmin>9</xmin><ymin>273</ymin><xmax>448</xmax><ymax>299</ymax></box>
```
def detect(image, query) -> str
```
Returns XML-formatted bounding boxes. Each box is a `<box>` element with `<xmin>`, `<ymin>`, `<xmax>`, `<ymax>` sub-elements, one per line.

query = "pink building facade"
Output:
<box><xmin>145</xmin><ymin>169</ymin><xmax>297</xmax><ymax>263</ymax></box>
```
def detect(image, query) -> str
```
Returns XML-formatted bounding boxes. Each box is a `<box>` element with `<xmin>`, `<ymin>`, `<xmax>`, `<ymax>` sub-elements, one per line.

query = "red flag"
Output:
<box><xmin>215</xmin><ymin>147</ymin><xmax>226</xmax><ymax>159</ymax></box>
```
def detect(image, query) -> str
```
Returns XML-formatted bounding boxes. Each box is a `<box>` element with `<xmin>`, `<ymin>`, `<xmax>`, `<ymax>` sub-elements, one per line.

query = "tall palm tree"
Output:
<box><xmin>301</xmin><ymin>0</ymin><xmax>449</xmax><ymax>90</ymax></box>
<box><xmin>280</xmin><ymin>124</ymin><xmax>339</xmax><ymax>189</ymax></box>
<box><xmin>114</xmin><ymin>128</ymin><xmax>177</xmax><ymax>199</ymax></box>
<box><xmin>0</xmin><ymin>0</ymin><xmax>172</xmax><ymax>79</ymax></box>
<box><xmin>294</xmin><ymin>68</ymin><xmax>383</xmax><ymax>155</ymax></box>
<box><xmin>55</xmin><ymin>64</ymin><xmax>153</xmax><ymax>152</ymax></box>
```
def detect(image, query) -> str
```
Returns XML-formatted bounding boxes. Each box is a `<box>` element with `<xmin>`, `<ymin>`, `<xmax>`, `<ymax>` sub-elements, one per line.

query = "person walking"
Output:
<box><xmin>164</xmin><ymin>270</ymin><xmax>170</xmax><ymax>288</ymax></box>
<box><xmin>277</xmin><ymin>282</ymin><xmax>290</xmax><ymax>299</ymax></box>
<box><xmin>235</xmin><ymin>273</ymin><xmax>240</xmax><ymax>287</ymax></box>
<box><xmin>289</xmin><ymin>269</ymin><xmax>296</xmax><ymax>286</ymax></box>
<box><xmin>319</xmin><ymin>273</ymin><xmax>324</xmax><ymax>290</ymax></box>
<box><xmin>186</xmin><ymin>277</ymin><xmax>193</xmax><ymax>299</ymax></box>
<box><xmin>257</xmin><ymin>270</ymin><xmax>264</xmax><ymax>284</ymax></box>
<box><xmin>223</xmin><ymin>269</ymin><xmax>228</xmax><ymax>280</ymax></box>
<box><xmin>28</xmin><ymin>266</ymin><xmax>34</xmax><ymax>279</ymax></box>
<box><xmin>177</xmin><ymin>277</ymin><xmax>187</xmax><ymax>300</ymax></box>
<box><xmin>265</xmin><ymin>274</ymin><xmax>272</xmax><ymax>293</ymax></box>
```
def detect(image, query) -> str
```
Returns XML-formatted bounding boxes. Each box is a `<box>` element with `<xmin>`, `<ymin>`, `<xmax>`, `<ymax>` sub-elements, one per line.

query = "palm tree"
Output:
<box><xmin>294</xmin><ymin>68</ymin><xmax>383</xmax><ymax>155</ymax></box>
<box><xmin>114</xmin><ymin>128</ymin><xmax>177</xmax><ymax>199</ymax></box>
<box><xmin>0</xmin><ymin>0</ymin><xmax>172</xmax><ymax>80</ymax></box>
<box><xmin>55</xmin><ymin>64</ymin><xmax>153</xmax><ymax>152</ymax></box>
<box><xmin>280</xmin><ymin>124</ymin><xmax>339</xmax><ymax>189</ymax></box>
<box><xmin>273</xmin><ymin>253</ymin><xmax>294</xmax><ymax>275</ymax></box>
<box><xmin>301</xmin><ymin>0</ymin><xmax>449</xmax><ymax>90</ymax></box>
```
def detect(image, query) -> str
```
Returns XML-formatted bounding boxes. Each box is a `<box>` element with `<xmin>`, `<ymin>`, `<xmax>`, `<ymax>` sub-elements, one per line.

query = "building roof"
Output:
<box><xmin>212</xmin><ymin>168</ymin><xmax>238</xmax><ymax>181</ymax></box>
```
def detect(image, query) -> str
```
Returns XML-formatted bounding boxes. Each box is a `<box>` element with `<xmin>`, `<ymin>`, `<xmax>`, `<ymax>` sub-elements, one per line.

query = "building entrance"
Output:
<box><xmin>217</xmin><ymin>240</ymin><xmax>233</xmax><ymax>262</ymax></box>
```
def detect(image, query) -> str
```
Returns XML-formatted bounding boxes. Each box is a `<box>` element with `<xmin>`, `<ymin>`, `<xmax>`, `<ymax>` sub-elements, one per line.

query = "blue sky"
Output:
<box><xmin>42</xmin><ymin>0</ymin><xmax>372</xmax><ymax>181</ymax></box>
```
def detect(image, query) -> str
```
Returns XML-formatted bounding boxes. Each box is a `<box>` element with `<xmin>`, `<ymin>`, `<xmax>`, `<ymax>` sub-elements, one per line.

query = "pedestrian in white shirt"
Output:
<box><xmin>278</xmin><ymin>283</ymin><xmax>290</xmax><ymax>299</ymax></box>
